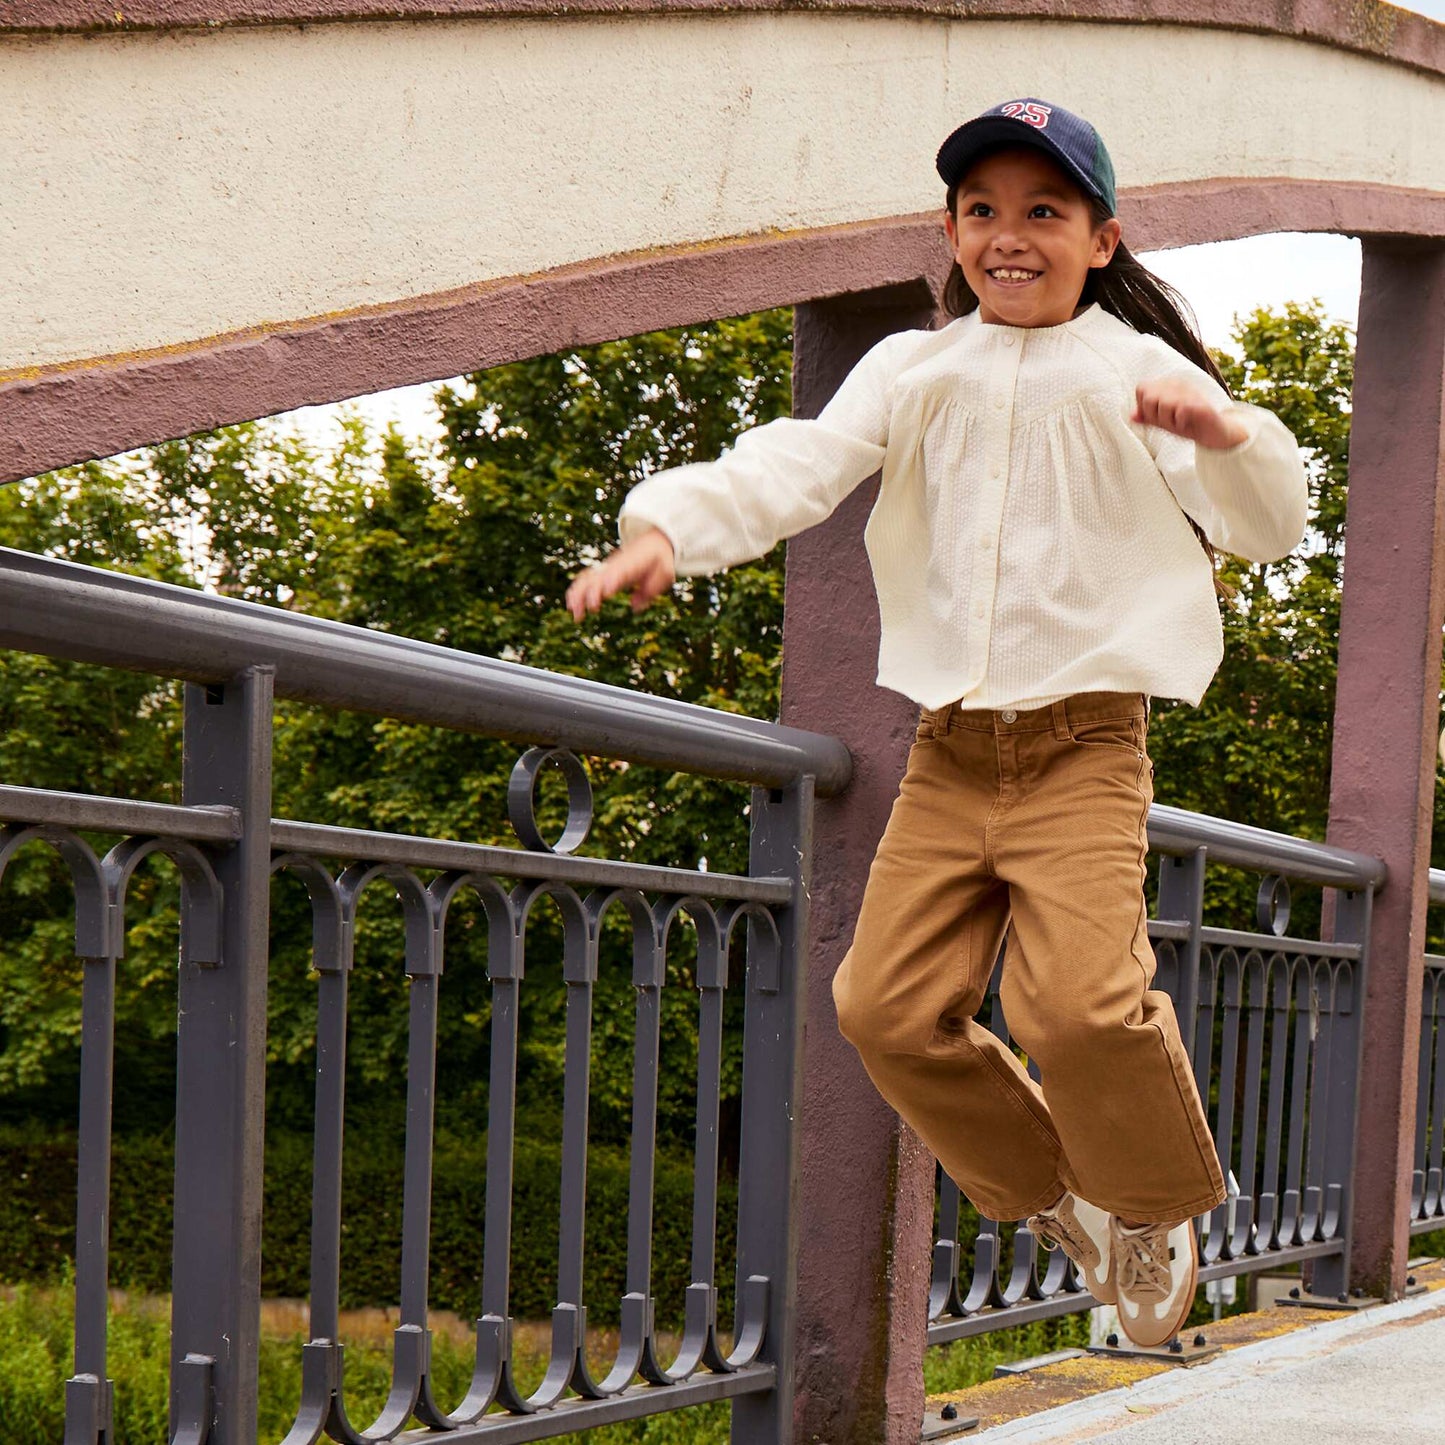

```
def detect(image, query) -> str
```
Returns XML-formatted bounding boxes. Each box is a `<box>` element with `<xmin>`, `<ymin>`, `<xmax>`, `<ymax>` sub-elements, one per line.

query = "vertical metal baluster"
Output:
<box><xmin>1300</xmin><ymin>960</ymin><xmax>1333</xmax><ymax>1243</ymax></box>
<box><xmin>0</xmin><ymin>827</ymin><xmax>109</xmax><ymax>1445</ymax></box>
<box><xmin>1233</xmin><ymin>957</ymin><xmax>1268</xmax><ymax>1257</ymax></box>
<box><xmin>693</xmin><ymin>911</ymin><xmax>729</xmax><ymax>1372</ymax></box>
<box><xmin>1311</xmin><ymin>889</ymin><xmax>1371</xmax><ymax>1296</ymax></box>
<box><xmin>172</xmin><ymin>668</ymin><xmax>273</xmax><ymax>1445</ymax></box>
<box><xmin>66</xmin><ymin>942</ymin><xmax>118</xmax><ymax>1445</ymax></box>
<box><xmin>983</xmin><ymin>950</ymin><xmax>1015</xmax><ymax>1307</ymax></box>
<box><xmin>1258</xmin><ymin>958</ymin><xmax>1292</xmax><ymax>1252</ymax></box>
<box><xmin>1156</xmin><ymin>850</ymin><xmax>1206</xmax><ymax>1072</ymax></box>
<box><xmin>279</xmin><ymin>858</ymin><xmax>353</xmax><ymax>1445</ymax></box>
<box><xmin>1281</xmin><ymin>963</ymin><xmax>1314</xmax><ymax>1247</ymax></box>
<box><xmin>365</xmin><ymin>877</ymin><xmax>442</xmax><ymax>1435</ymax></box>
<box><xmin>1206</xmin><ymin>952</ymin><xmax>1243</xmax><ymax>1263</ymax></box>
<box><xmin>1190</xmin><ymin>945</ymin><xmax>1218</xmax><ymax>1111</ymax></box>
<box><xmin>543</xmin><ymin>888</ymin><xmax>599</xmax><ymax>1403</ymax></box>
<box><xmin>728</xmin><ymin>782</ymin><xmax>812</xmax><ymax>1445</ymax></box>
<box><xmin>654</xmin><ymin>900</ymin><xmax>726</xmax><ymax>1379</ymax></box>
<box><xmin>1412</xmin><ymin>971</ymin><xmax>1435</xmax><ymax>1220</ymax></box>
<box><xmin>311</xmin><ymin>966</ymin><xmax>350</xmax><ymax>1344</ymax></box>
<box><xmin>603</xmin><ymin>892</ymin><xmax>664</xmax><ymax>1392</ymax></box>
<box><xmin>1426</xmin><ymin>971</ymin><xmax>1445</xmax><ymax>1218</ymax></box>
<box><xmin>481</xmin><ymin>884</ymin><xmax>528</xmax><ymax>1414</ymax></box>
<box><xmin>929</xmin><ymin>1172</ymin><xmax>964</xmax><ymax>1321</ymax></box>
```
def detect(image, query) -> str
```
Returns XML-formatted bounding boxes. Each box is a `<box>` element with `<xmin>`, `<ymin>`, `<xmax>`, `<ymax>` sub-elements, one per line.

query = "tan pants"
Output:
<box><xmin>832</xmin><ymin>692</ymin><xmax>1226</xmax><ymax>1226</ymax></box>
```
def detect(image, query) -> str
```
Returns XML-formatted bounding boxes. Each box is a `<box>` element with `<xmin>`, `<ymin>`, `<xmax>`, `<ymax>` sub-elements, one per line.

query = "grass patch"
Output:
<box><xmin>924</xmin><ymin>1310</ymin><xmax>1092</xmax><ymax>1394</ymax></box>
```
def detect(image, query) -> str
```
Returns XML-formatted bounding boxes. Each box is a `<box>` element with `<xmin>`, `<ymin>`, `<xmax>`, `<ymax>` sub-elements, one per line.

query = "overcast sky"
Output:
<box><xmin>276</xmin><ymin>0</ymin><xmax>1444</xmax><ymax>452</ymax></box>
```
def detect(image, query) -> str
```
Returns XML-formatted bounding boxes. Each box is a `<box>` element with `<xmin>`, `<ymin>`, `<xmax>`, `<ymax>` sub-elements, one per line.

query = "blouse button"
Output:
<box><xmin>993</xmin><ymin>396</ymin><xmax>1005</xmax><ymax>409</ymax></box>
<box><xmin>1003</xmin><ymin>335</ymin><xmax>1017</xmax><ymax>348</ymax></box>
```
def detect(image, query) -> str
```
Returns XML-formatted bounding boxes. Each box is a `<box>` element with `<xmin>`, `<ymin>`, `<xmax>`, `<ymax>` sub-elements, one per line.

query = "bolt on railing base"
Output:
<box><xmin>921</xmin><ymin>1403</ymin><xmax>980</xmax><ymax>1440</ymax></box>
<box><xmin>1087</xmin><ymin>1335</ymin><xmax>1220</xmax><ymax>1366</ymax></box>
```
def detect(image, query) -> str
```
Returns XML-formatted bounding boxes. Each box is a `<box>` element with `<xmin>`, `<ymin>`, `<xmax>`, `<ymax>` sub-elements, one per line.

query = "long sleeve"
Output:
<box><xmin>1138</xmin><ymin>366</ymin><xmax>1309</xmax><ymax>565</ymax></box>
<box><xmin>617</xmin><ymin>331</ymin><xmax>905</xmax><ymax>575</ymax></box>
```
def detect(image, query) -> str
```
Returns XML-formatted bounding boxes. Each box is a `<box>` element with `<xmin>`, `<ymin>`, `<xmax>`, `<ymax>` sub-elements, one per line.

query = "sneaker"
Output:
<box><xmin>1111</xmin><ymin>1216</ymin><xmax>1199</xmax><ymax>1348</ymax></box>
<box><xmin>1025</xmin><ymin>1192</ymin><xmax>1115</xmax><ymax>1304</ymax></box>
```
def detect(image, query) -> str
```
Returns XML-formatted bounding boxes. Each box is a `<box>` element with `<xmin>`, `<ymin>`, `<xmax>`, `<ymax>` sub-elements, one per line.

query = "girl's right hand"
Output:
<box><xmin>566</xmin><ymin>527</ymin><xmax>677</xmax><ymax>621</ymax></box>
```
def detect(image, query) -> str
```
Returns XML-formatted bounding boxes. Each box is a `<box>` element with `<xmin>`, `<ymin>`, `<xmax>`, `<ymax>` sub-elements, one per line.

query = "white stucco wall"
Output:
<box><xmin>2</xmin><ymin>13</ymin><xmax>1441</xmax><ymax>375</ymax></box>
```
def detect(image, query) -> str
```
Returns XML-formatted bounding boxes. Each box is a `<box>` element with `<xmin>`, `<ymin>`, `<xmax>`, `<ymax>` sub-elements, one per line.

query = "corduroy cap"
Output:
<box><xmin>936</xmin><ymin>99</ymin><xmax>1117</xmax><ymax>216</ymax></box>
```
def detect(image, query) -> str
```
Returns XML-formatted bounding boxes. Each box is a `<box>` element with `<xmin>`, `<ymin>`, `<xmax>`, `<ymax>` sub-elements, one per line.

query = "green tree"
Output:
<box><xmin>1146</xmin><ymin>302</ymin><xmax>1375</xmax><ymax>928</ymax></box>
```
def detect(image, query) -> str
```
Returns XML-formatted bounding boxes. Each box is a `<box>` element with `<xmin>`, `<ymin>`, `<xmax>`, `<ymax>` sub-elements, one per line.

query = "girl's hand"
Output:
<box><xmin>1133</xmin><ymin>378</ymin><xmax>1250</xmax><ymax>450</ymax></box>
<box><xmin>566</xmin><ymin>527</ymin><xmax>677</xmax><ymax>621</ymax></box>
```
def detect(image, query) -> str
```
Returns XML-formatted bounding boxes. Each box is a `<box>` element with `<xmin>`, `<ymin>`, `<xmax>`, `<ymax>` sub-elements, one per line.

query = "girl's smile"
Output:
<box><xmin>945</xmin><ymin>148</ymin><xmax>1121</xmax><ymax>328</ymax></box>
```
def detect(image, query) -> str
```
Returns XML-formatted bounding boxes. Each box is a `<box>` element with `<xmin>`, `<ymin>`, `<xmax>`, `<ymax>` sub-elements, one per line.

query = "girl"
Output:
<box><xmin>566</xmin><ymin>98</ymin><xmax>1307</xmax><ymax>1349</ymax></box>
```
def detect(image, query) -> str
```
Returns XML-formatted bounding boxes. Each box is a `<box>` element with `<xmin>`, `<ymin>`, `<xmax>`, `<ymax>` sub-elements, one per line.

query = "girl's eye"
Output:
<box><xmin>968</xmin><ymin>203</ymin><xmax>993</xmax><ymax>217</ymax></box>
<box><xmin>1030</xmin><ymin>205</ymin><xmax>1057</xmax><ymax>218</ymax></box>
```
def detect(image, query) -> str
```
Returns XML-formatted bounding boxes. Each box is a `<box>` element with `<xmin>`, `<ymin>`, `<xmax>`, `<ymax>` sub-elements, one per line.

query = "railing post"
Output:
<box><xmin>783</xmin><ymin>278</ymin><xmax>941</xmax><ymax>1445</ymax></box>
<box><xmin>730</xmin><ymin>779</ymin><xmax>814</xmax><ymax>1445</ymax></box>
<box><xmin>172</xmin><ymin>667</ymin><xmax>275</xmax><ymax>1442</ymax></box>
<box><xmin>1156</xmin><ymin>847</ymin><xmax>1206</xmax><ymax>1076</ymax></box>
<box><xmin>1309</xmin><ymin>886</ymin><xmax>1372</xmax><ymax>1298</ymax></box>
<box><xmin>1326</xmin><ymin>238</ymin><xmax>1445</xmax><ymax>1300</ymax></box>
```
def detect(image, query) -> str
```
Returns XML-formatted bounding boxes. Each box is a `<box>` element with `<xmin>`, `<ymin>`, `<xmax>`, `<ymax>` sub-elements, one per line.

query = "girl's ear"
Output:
<box><xmin>1091</xmin><ymin>216</ymin><xmax>1123</xmax><ymax>269</ymax></box>
<box><xmin>944</xmin><ymin>206</ymin><xmax>959</xmax><ymax>251</ymax></box>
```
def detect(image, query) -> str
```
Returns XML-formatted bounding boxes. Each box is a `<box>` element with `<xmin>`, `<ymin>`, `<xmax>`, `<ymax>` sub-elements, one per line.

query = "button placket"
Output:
<box><xmin>966</xmin><ymin>334</ymin><xmax>1022</xmax><ymax>677</ymax></box>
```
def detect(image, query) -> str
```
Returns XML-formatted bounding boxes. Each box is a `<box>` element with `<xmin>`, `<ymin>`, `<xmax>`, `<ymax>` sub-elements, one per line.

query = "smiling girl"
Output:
<box><xmin>566</xmin><ymin>99</ymin><xmax>1308</xmax><ymax>1349</ymax></box>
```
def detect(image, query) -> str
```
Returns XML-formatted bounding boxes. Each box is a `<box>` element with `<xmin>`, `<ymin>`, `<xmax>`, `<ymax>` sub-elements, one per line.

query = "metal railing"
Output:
<box><xmin>0</xmin><ymin>547</ymin><xmax>845</xmax><ymax>1445</ymax></box>
<box><xmin>927</xmin><ymin>806</ymin><xmax>1386</xmax><ymax>1342</ymax></box>
<box><xmin>1413</xmin><ymin>867</ymin><xmax>1445</xmax><ymax>1237</ymax></box>
<box><xmin>0</xmin><ymin>544</ymin><xmax>1417</xmax><ymax>1439</ymax></box>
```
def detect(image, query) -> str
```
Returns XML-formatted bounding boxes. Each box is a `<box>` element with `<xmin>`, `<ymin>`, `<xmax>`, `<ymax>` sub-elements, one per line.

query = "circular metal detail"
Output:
<box><xmin>508</xmin><ymin>747</ymin><xmax>593</xmax><ymax>855</ymax></box>
<box><xmin>1256</xmin><ymin>873</ymin><xmax>1291</xmax><ymax>937</ymax></box>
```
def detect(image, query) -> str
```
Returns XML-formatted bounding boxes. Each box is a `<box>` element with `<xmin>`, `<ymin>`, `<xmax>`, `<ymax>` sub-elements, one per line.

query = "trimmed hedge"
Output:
<box><xmin>0</xmin><ymin>1128</ymin><xmax>736</xmax><ymax>1330</ymax></box>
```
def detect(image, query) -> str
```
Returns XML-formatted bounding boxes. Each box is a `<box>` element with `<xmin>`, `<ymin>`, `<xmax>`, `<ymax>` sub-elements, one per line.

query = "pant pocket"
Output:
<box><xmin>1069</xmin><ymin>715</ymin><xmax>1144</xmax><ymax>754</ymax></box>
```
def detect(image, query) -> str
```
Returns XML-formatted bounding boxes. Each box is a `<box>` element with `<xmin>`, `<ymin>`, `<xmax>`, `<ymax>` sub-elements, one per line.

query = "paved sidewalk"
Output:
<box><xmin>965</xmin><ymin>1290</ymin><xmax>1445</xmax><ymax>1445</ymax></box>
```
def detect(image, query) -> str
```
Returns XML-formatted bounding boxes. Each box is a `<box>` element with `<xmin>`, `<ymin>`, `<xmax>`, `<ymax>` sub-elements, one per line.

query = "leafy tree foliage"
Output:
<box><xmin>0</xmin><ymin>312</ymin><xmax>793</xmax><ymax>1151</ymax></box>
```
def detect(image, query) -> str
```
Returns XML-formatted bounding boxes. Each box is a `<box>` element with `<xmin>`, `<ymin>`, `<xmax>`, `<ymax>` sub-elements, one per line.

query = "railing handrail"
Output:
<box><xmin>1146</xmin><ymin>802</ymin><xmax>1386</xmax><ymax>890</ymax></box>
<box><xmin>1430</xmin><ymin>867</ymin><xmax>1445</xmax><ymax>905</ymax></box>
<box><xmin>0</xmin><ymin>547</ymin><xmax>852</xmax><ymax>796</ymax></box>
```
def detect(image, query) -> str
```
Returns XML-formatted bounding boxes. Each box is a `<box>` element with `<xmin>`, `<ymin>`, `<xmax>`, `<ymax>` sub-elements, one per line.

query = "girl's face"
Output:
<box><xmin>945</xmin><ymin>148</ymin><xmax>1122</xmax><ymax>328</ymax></box>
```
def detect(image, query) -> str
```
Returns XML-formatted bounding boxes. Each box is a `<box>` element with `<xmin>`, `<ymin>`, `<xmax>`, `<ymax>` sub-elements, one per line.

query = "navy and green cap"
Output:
<box><xmin>935</xmin><ymin>99</ymin><xmax>1117</xmax><ymax>216</ymax></box>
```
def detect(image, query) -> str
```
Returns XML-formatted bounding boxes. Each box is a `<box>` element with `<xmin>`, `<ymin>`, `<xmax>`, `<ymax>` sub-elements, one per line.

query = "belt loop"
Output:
<box><xmin>932</xmin><ymin>702</ymin><xmax>949</xmax><ymax>739</ymax></box>
<box><xmin>1051</xmin><ymin>699</ymin><xmax>1071</xmax><ymax>741</ymax></box>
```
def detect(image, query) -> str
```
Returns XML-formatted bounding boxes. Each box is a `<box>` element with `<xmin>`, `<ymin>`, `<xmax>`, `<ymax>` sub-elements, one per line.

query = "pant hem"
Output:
<box><xmin>975</xmin><ymin>1178</ymin><xmax>1068</xmax><ymax>1223</ymax></box>
<box><xmin>1103</xmin><ymin>1186</ymin><xmax>1228</xmax><ymax>1227</ymax></box>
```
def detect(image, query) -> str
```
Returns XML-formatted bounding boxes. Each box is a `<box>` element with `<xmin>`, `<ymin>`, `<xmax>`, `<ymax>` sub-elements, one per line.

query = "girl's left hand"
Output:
<box><xmin>1133</xmin><ymin>378</ymin><xmax>1250</xmax><ymax>450</ymax></box>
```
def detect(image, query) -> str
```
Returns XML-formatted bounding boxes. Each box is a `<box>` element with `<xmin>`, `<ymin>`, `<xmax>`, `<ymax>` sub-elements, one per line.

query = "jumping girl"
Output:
<box><xmin>565</xmin><ymin>99</ymin><xmax>1308</xmax><ymax>1348</ymax></box>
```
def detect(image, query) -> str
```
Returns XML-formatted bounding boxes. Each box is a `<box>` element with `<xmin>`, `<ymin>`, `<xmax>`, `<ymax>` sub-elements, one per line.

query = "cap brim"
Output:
<box><xmin>936</xmin><ymin>116</ymin><xmax>1103</xmax><ymax>208</ymax></box>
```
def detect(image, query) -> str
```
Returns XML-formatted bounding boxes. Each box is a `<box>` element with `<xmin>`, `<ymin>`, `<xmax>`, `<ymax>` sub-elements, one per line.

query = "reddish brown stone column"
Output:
<box><xmin>783</xmin><ymin>278</ymin><xmax>941</xmax><ymax>1445</ymax></box>
<box><xmin>1327</xmin><ymin>239</ymin><xmax>1445</xmax><ymax>1299</ymax></box>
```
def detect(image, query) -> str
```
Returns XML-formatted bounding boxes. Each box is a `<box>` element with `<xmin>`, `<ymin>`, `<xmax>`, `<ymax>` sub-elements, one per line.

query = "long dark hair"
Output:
<box><xmin>943</xmin><ymin>179</ymin><xmax>1233</xmax><ymax>591</ymax></box>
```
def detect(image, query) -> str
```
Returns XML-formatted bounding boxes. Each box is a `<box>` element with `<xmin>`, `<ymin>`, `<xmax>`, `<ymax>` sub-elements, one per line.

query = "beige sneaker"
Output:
<box><xmin>1025</xmin><ymin>1192</ymin><xmax>1116</xmax><ymax>1304</ymax></box>
<box><xmin>1111</xmin><ymin>1216</ymin><xmax>1199</xmax><ymax>1348</ymax></box>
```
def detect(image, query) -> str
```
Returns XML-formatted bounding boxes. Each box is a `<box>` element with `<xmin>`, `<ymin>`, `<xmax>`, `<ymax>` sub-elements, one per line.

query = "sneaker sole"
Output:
<box><xmin>1117</xmin><ymin>1224</ymin><xmax>1198</xmax><ymax>1349</ymax></box>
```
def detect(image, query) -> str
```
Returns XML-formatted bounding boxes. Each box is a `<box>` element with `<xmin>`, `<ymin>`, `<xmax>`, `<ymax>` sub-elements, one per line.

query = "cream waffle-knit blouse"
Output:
<box><xmin>618</xmin><ymin>305</ymin><xmax>1309</xmax><ymax>711</ymax></box>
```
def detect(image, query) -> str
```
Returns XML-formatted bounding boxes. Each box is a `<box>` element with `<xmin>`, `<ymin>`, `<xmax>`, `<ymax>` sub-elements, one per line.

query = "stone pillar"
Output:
<box><xmin>1327</xmin><ymin>239</ymin><xmax>1445</xmax><ymax>1299</ymax></box>
<box><xmin>783</xmin><ymin>278</ymin><xmax>941</xmax><ymax>1445</ymax></box>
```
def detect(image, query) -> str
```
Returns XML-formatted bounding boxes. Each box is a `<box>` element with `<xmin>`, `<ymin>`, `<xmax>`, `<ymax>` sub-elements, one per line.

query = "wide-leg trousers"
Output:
<box><xmin>831</xmin><ymin>691</ymin><xmax>1226</xmax><ymax>1225</ymax></box>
